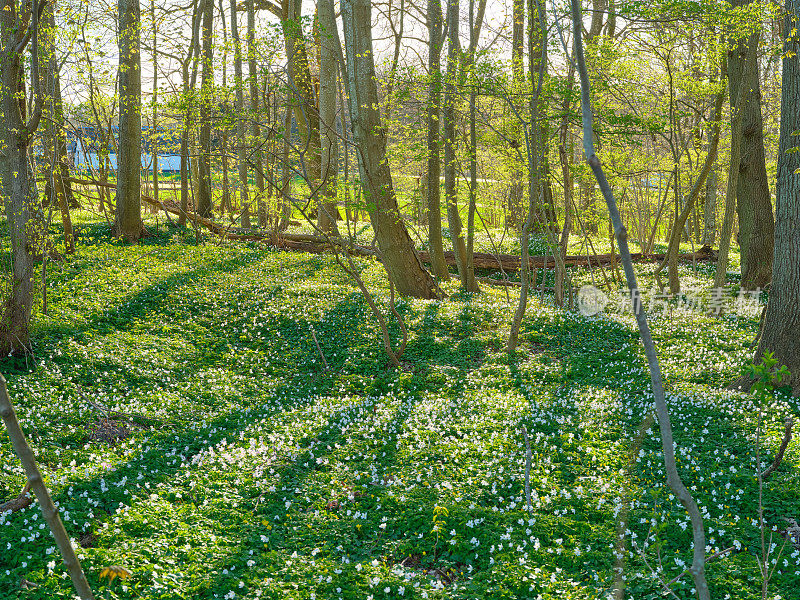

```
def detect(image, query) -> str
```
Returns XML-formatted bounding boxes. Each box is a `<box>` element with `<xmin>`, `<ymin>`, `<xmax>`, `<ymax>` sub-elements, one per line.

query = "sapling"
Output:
<box><xmin>746</xmin><ymin>352</ymin><xmax>792</xmax><ymax>599</ymax></box>
<box><xmin>567</xmin><ymin>0</ymin><xmax>711</xmax><ymax>596</ymax></box>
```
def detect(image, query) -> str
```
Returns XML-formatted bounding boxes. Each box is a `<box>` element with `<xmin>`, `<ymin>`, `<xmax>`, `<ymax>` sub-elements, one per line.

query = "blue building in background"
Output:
<box><xmin>67</xmin><ymin>126</ymin><xmax>184</xmax><ymax>174</ymax></box>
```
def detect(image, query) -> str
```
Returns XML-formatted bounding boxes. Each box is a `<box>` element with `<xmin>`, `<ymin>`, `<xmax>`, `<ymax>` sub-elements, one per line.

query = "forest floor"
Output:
<box><xmin>0</xmin><ymin>216</ymin><xmax>798</xmax><ymax>600</ymax></box>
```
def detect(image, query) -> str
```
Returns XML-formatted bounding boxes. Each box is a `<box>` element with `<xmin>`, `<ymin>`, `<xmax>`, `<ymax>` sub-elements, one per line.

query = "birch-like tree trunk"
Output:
<box><xmin>569</xmin><ymin>1</ymin><xmax>710</xmax><ymax>596</ymax></box>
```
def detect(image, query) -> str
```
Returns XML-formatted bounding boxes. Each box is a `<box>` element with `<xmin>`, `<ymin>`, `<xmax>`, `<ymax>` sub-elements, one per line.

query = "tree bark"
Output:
<box><xmin>657</xmin><ymin>83</ymin><xmax>725</xmax><ymax>294</ymax></box>
<box><xmin>43</xmin><ymin>3</ymin><xmax>74</xmax><ymax>252</ymax></box>
<box><xmin>196</xmin><ymin>0</ymin><xmax>214</xmax><ymax>218</ymax></box>
<box><xmin>444</xmin><ymin>0</ymin><xmax>473</xmax><ymax>290</ymax></box>
<box><xmin>317</xmin><ymin>0</ymin><xmax>340</xmax><ymax>236</ymax></box>
<box><xmin>281</xmin><ymin>0</ymin><xmax>323</xmax><ymax>230</ymax></box>
<box><xmin>115</xmin><ymin>0</ymin><xmax>144</xmax><ymax>240</ymax></box>
<box><xmin>230</xmin><ymin>0</ymin><xmax>251</xmax><ymax>227</ymax></box>
<box><xmin>727</xmin><ymin>0</ymin><xmax>774</xmax><ymax>290</ymax></box>
<box><xmin>753</xmin><ymin>2</ymin><xmax>800</xmax><ymax>394</ymax></box>
<box><xmin>180</xmin><ymin>0</ymin><xmax>202</xmax><ymax>226</ymax></box>
<box><xmin>248</xmin><ymin>0</ymin><xmax>267</xmax><ymax>226</ymax></box>
<box><xmin>151</xmin><ymin>0</ymin><xmax>160</xmax><ymax>210</ymax></box>
<box><xmin>714</xmin><ymin>36</ymin><xmax>758</xmax><ymax>293</ymax></box>
<box><xmin>507</xmin><ymin>0</ymin><xmax>546</xmax><ymax>353</ymax></box>
<box><xmin>341</xmin><ymin>0</ymin><xmax>441</xmax><ymax>299</ymax></box>
<box><xmin>425</xmin><ymin>0</ymin><xmax>450</xmax><ymax>279</ymax></box>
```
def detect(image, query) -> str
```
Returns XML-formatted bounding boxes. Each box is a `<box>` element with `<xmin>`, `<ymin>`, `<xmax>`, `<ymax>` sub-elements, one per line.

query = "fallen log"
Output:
<box><xmin>417</xmin><ymin>246</ymin><xmax>715</xmax><ymax>272</ymax></box>
<box><xmin>66</xmin><ymin>176</ymin><xmax>716</xmax><ymax>272</ymax></box>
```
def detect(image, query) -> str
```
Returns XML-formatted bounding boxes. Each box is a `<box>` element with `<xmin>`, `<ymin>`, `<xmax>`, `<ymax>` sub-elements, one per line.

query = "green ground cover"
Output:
<box><xmin>0</xmin><ymin>218</ymin><xmax>797</xmax><ymax>599</ymax></box>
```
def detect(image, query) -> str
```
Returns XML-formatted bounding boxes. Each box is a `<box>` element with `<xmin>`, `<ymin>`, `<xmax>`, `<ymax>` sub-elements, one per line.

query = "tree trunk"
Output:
<box><xmin>507</xmin><ymin>0</ymin><xmax>546</xmax><ymax>353</ymax></box>
<box><xmin>317</xmin><ymin>0</ymin><xmax>340</xmax><ymax>236</ymax></box>
<box><xmin>151</xmin><ymin>0</ymin><xmax>160</xmax><ymax>210</ymax></box>
<box><xmin>247</xmin><ymin>0</ymin><xmax>267</xmax><ymax>226</ymax></box>
<box><xmin>218</xmin><ymin>0</ymin><xmax>232</xmax><ymax>215</ymax></box>
<box><xmin>1</xmin><ymin>0</ymin><xmax>47</xmax><ymax>356</ymax></box>
<box><xmin>180</xmin><ymin>0</ymin><xmax>202</xmax><ymax>225</ymax></box>
<box><xmin>425</xmin><ymin>0</ymin><xmax>449</xmax><ymax>279</ymax></box>
<box><xmin>43</xmin><ymin>3</ymin><xmax>74</xmax><ymax>252</ymax></box>
<box><xmin>714</xmin><ymin>37</ymin><xmax>758</xmax><ymax>293</ymax></box>
<box><xmin>658</xmin><ymin>83</ymin><xmax>725</xmax><ymax>294</ymax></box>
<box><xmin>230</xmin><ymin>0</ymin><xmax>251</xmax><ymax>228</ymax></box>
<box><xmin>466</xmin><ymin>0</ymin><xmax>480</xmax><ymax>294</ymax></box>
<box><xmin>281</xmin><ymin>0</ymin><xmax>322</xmax><ymax>229</ymax></box>
<box><xmin>115</xmin><ymin>0</ymin><xmax>143</xmax><ymax>241</ymax></box>
<box><xmin>279</xmin><ymin>92</ymin><xmax>293</xmax><ymax>229</ymax></box>
<box><xmin>444</xmin><ymin>0</ymin><xmax>472</xmax><ymax>290</ymax></box>
<box><xmin>753</xmin><ymin>1</ymin><xmax>800</xmax><ymax>394</ymax></box>
<box><xmin>341</xmin><ymin>0</ymin><xmax>441</xmax><ymax>299</ymax></box>
<box><xmin>196</xmin><ymin>0</ymin><xmax>214</xmax><ymax>218</ymax></box>
<box><xmin>571</xmin><ymin>2</ymin><xmax>710</xmax><ymax>596</ymax></box>
<box><xmin>0</xmin><ymin>376</ymin><xmax>96</xmax><ymax>598</ymax></box>
<box><xmin>727</xmin><ymin>0</ymin><xmax>774</xmax><ymax>290</ymax></box>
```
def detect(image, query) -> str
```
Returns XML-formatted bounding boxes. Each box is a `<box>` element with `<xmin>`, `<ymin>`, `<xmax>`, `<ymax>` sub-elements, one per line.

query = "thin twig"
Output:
<box><xmin>309</xmin><ymin>324</ymin><xmax>330</xmax><ymax>372</ymax></box>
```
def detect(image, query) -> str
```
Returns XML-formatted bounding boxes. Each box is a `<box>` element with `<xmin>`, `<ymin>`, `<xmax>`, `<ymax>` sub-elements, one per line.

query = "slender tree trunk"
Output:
<box><xmin>318</xmin><ymin>0</ymin><xmax>340</xmax><ymax>236</ymax></box>
<box><xmin>281</xmin><ymin>0</ymin><xmax>323</xmax><ymax>229</ymax></box>
<box><xmin>0</xmin><ymin>377</ymin><xmax>96</xmax><ymax>599</ymax></box>
<box><xmin>507</xmin><ymin>0</ymin><xmax>545</xmax><ymax>353</ymax></box>
<box><xmin>570</xmin><ymin>2</ymin><xmax>710</xmax><ymax>597</ymax></box>
<box><xmin>444</xmin><ymin>0</ymin><xmax>472</xmax><ymax>290</ymax></box>
<box><xmin>248</xmin><ymin>0</ymin><xmax>267</xmax><ymax>226</ymax></box>
<box><xmin>280</xmin><ymin>92</ymin><xmax>293</xmax><ymax>228</ymax></box>
<box><xmin>466</xmin><ymin>0</ymin><xmax>480</xmax><ymax>293</ymax></box>
<box><xmin>43</xmin><ymin>4</ymin><xmax>74</xmax><ymax>252</ymax></box>
<box><xmin>752</xmin><ymin>1</ymin><xmax>800</xmax><ymax>394</ymax></box>
<box><xmin>218</xmin><ymin>0</ymin><xmax>232</xmax><ymax>215</ymax></box>
<box><xmin>196</xmin><ymin>0</ymin><xmax>214</xmax><ymax>218</ymax></box>
<box><xmin>180</xmin><ymin>0</ymin><xmax>202</xmax><ymax>225</ymax></box>
<box><xmin>727</xmin><ymin>0</ymin><xmax>774</xmax><ymax>290</ymax></box>
<box><xmin>507</xmin><ymin>0</ymin><xmax>525</xmax><ymax>230</ymax></box>
<box><xmin>658</xmin><ymin>83</ymin><xmax>725</xmax><ymax>294</ymax></box>
<box><xmin>230</xmin><ymin>0</ymin><xmax>251</xmax><ymax>228</ymax></box>
<box><xmin>341</xmin><ymin>0</ymin><xmax>441</xmax><ymax>299</ymax></box>
<box><xmin>151</xmin><ymin>0</ymin><xmax>160</xmax><ymax>210</ymax></box>
<box><xmin>115</xmin><ymin>0</ymin><xmax>143</xmax><ymax>241</ymax></box>
<box><xmin>426</xmin><ymin>0</ymin><xmax>449</xmax><ymax>279</ymax></box>
<box><xmin>556</xmin><ymin>58</ymin><xmax>576</xmax><ymax>304</ymax></box>
<box><xmin>702</xmin><ymin>62</ymin><xmax>719</xmax><ymax>247</ymax></box>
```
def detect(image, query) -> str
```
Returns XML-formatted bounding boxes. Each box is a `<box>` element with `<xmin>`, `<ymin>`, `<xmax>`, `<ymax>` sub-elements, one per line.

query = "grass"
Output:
<box><xmin>0</xmin><ymin>215</ymin><xmax>797</xmax><ymax>600</ymax></box>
